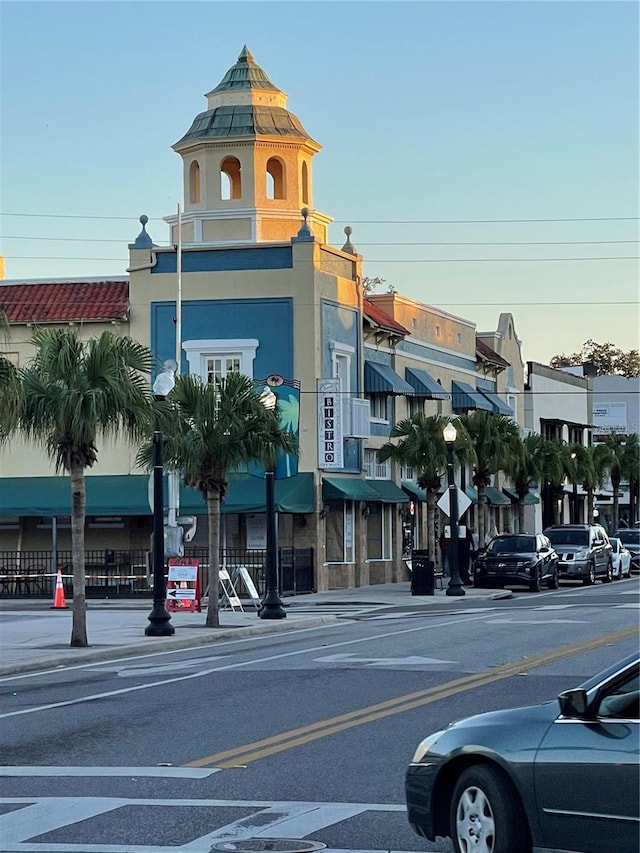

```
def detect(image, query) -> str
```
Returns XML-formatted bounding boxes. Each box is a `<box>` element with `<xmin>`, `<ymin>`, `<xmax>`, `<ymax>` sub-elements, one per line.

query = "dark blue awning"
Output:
<box><xmin>479</xmin><ymin>391</ymin><xmax>514</xmax><ymax>417</ymax></box>
<box><xmin>405</xmin><ymin>367</ymin><xmax>451</xmax><ymax>400</ymax></box>
<box><xmin>451</xmin><ymin>380</ymin><xmax>493</xmax><ymax>412</ymax></box>
<box><xmin>364</xmin><ymin>361</ymin><xmax>415</xmax><ymax>395</ymax></box>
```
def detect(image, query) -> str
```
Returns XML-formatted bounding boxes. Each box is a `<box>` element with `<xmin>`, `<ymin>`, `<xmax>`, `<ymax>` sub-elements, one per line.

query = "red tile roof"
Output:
<box><xmin>363</xmin><ymin>298</ymin><xmax>410</xmax><ymax>335</ymax></box>
<box><xmin>476</xmin><ymin>338</ymin><xmax>510</xmax><ymax>367</ymax></box>
<box><xmin>0</xmin><ymin>280</ymin><xmax>129</xmax><ymax>323</ymax></box>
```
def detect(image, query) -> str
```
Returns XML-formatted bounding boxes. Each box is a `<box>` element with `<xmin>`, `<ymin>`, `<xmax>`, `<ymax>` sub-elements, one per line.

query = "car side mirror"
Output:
<box><xmin>540</xmin><ymin>546</ymin><xmax>549</xmax><ymax>553</ymax></box>
<box><xmin>558</xmin><ymin>688</ymin><xmax>589</xmax><ymax>718</ymax></box>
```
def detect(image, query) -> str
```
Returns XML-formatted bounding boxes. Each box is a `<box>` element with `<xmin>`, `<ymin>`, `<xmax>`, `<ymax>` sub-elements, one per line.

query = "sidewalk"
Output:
<box><xmin>0</xmin><ymin>582</ymin><xmax>511</xmax><ymax>676</ymax></box>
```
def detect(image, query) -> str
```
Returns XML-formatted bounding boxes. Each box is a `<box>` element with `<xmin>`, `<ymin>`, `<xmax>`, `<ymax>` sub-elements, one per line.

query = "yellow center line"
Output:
<box><xmin>185</xmin><ymin>626</ymin><xmax>638</xmax><ymax>769</ymax></box>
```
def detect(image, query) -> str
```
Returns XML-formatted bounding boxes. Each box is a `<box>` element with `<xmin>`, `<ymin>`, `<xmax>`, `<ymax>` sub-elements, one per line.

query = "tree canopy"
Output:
<box><xmin>550</xmin><ymin>340</ymin><xmax>640</xmax><ymax>377</ymax></box>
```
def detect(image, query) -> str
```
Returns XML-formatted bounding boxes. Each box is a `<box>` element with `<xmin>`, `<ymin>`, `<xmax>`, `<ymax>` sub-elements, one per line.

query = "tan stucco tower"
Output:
<box><xmin>166</xmin><ymin>46</ymin><xmax>333</xmax><ymax>245</ymax></box>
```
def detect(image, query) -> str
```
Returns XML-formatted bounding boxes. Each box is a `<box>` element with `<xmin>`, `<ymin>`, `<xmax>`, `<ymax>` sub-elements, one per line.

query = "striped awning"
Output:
<box><xmin>479</xmin><ymin>391</ymin><xmax>514</xmax><ymax>417</ymax></box>
<box><xmin>364</xmin><ymin>361</ymin><xmax>415</xmax><ymax>396</ymax></box>
<box><xmin>405</xmin><ymin>367</ymin><xmax>450</xmax><ymax>400</ymax></box>
<box><xmin>452</xmin><ymin>381</ymin><xmax>493</xmax><ymax>412</ymax></box>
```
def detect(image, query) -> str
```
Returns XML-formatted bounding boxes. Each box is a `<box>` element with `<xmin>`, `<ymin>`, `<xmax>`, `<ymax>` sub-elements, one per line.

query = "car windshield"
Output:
<box><xmin>617</xmin><ymin>530</ymin><xmax>640</xmax><ymax>545</ymax></box>
<box><xmin>546</xmin><ymin>529</ymin><xmax>588</xmax><ymax>547</ymax></box>
<box><xmin>487</xmin><ymin>536</ymin><xmax>535</xmax><ymax>553</ymax></box>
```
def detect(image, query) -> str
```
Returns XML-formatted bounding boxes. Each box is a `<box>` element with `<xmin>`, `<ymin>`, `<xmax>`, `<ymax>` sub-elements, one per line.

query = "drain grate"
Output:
<box><xmin>211</xmin><ymin>841</ymin><xmax>327</xmax><ymax>852</ymax></box>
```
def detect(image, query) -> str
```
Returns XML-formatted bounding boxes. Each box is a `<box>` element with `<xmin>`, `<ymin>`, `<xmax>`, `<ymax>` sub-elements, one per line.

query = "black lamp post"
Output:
<box><xmin>145</xmin><ymin>430</ymin><xmax>175</xmax><ymax>636</ymax></box>
<box><xmin>443</xmin><ymin>422</ymin><xmax>465</xmax><ymax>597</ymax></box>
<box><xmin>258</xmin><ymin>386</ymin><xmax>286</xmax><ymax>620</ymax></box>
<box><xmin>259</xmin><ymin>466</ymin><xmax>286</xmax><ymax>619</ymax></box>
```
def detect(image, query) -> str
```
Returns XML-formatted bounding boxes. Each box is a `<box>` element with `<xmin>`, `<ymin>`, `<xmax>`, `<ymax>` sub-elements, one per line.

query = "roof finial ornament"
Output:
<box><xmin>341</xmin><ymin>225</ymin><xmax>357</xmax><ymax>255</ymax></box>
<box><xmin>295</xmin><ymin>207</ymin><xmax>313</xmax><ymax>241</ymax></box>
<box><xmin>129</xmin><ymin>214</ymin><xmax>154</xmax><ymax>249</ymax></box>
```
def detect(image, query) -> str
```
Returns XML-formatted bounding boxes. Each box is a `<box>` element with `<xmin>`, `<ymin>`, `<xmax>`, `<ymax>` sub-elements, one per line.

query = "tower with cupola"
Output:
<box><xmin>166</xmin><ymin>47</ymin><xmax>332</xmax><ymax>245</ymax></box>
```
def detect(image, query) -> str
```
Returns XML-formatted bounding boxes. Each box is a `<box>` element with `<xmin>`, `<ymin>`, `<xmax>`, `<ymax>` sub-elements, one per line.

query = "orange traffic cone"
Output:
<box><xmin>50</xmin><ymin>570</ymin><xmax>68</xmax><ymax>610</ymax></box>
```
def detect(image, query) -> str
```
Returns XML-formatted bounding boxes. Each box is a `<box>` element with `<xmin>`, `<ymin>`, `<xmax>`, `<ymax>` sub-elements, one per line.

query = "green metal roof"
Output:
<box><xmin>322</xmin><ymin>476</ymin><xmax>380</xmax><ymax>502</ymax></box>
<box><xmin>465</xmin><ymin>485</ymin><xmax>511</xmax><ymax>506</ymax></box>
<box><xmin>207</xmin><ymin>46</ymin><xmax>281</xmax><ymax>95</ymax></box>
<box><xmin>401</xmin><ymin>481</ymin><xmax>427</xmax><ymax>502</ymax></box>
<box><xmin>177</xmin><ymin>104</ymin><xmax>311</xmax><ymax>144</ymax></box>
<box><xmin>365</xmin><ymin>480</ymin><xmax>409</xmax><ymax>503</ymax></box>
<box><xmin>503</xmin><ymin>486</ymin><xmax>540</xmax><ymax>506</ymax></box>
<box><xmin>0</xmin><ymin>473</ymin><xmax>314</xmax><ymax>517</ymax></box>
<box><xmin>364</xmin><ymin>361</ymin><xmax>415</xmax><ymax>396</ymax></box>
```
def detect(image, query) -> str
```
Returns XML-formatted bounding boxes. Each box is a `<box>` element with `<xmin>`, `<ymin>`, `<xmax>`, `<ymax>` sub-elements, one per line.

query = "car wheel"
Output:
<box><xmin>583</xmin><ymin>562</ymin><xmax>596</xmax><ymax>585</ymax></box>
<box><xmin>602</xmin><ymin>561</ymin><xmax>613</xmax><ymax>583</ymax></box>
<box><xmin>612</xmin><ymin>561</ymin><xmax>621</xmax><ymax>580</ymax></box>
<box><xmin>450</xmin><ymin>765</ymin><xmax>531</xmax><ymax>853</ymax></box>
<box><xmin>547</xmin><ymin>566</ymin><xmax>559</xmax><ymax>589</ymax></box>
<box><xmin>529</xmin><ymin>566</ymin><xmax>541</xmax><ymax>593</ymax></box>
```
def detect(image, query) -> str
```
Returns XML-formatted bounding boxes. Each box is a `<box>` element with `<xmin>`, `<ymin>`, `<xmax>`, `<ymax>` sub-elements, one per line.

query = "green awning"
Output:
<box><xmin>466</xmin><ymin>485</ymin><xmax>511</xmax><ymax>506</ymax></box>
<box><xmin>364</xmin><ymin>361</ymin><xmax>415</xmax><ymax>396</ymax></box>
<box><xmin>0</xmin><ymin>472</ymin><xmax>315</xmax><ymax>517</ymax></box>
<box><xmin>401</xmin><ymin>481</ymin><xmax>427</xmax><ymax>502</ymax></box>
<box><xmin>479</xmin><ymin>391</ymin><xmax>514</xmax><ymax>417</ymax></box>
<box><xmin>405</xmin><ymin>367</ymin><xmax>450</xmax><ymax>400</ymax></box>
<box><xmin>322</xmin><ymin>476</ymin><xmax>380</xmax><ymax>501</ymax></box>
<box><xmin>503</xmin><ymin>487</ymin><xmax>540</xmax><ymax>506</ymax></box>
<box><xmin>365</xmin><ymin>479</ymin><xmax>409</xmax><ymax>503</ymax></box>
<box><xmin>452</xmin><ymin>381</ymin><xmax>493</xmax><ymax>412</ymax></box>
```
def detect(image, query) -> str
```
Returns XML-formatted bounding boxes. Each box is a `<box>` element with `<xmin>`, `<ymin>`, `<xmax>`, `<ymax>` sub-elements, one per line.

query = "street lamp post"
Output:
<box><xmin>443</xmin><ymin>422</ymin><xmax>465</xmax><ymax>597</ymax></box>
<box><xmin>145</xmin><ymin>430</ymin><xmax>175</xmax><ymax>636</ymax></box>
<box><xmin>258</xmin><ymin>386</ymin><xmax>286</xmax><ymax>620</ymax></box>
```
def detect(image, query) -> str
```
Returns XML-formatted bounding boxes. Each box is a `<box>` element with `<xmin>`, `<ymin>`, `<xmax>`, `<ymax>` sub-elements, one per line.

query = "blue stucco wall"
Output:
<box><xmin>151</xmin><ymin>297</ymin><xmax>294</xmax><ymax>380</ymax></box>
<box><xmin>396</xmin><ymin>339</ymin><xmax>476</xmax><ymax>373</ymax></box>
<box><xmin>151</xmin><ymin>246</ymin><xmax>293</xmax><ymax>274</ymax></box>
<box><xmin>321</xmin><ymin>299</ymin><xmax>361</xmax><ymax>472</ymax></box>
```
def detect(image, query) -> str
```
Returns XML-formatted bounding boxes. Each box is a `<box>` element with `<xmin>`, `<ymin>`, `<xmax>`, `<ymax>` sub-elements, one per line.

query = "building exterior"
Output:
<box><xmin>524</xmin><ymin>361</ymin><xmax>593</xmax><ymax>530</ymax></box>
<box><xmin>0</xmin><ymin>48</ymin><xmax>540</xmax><ymax>592</ymax></box>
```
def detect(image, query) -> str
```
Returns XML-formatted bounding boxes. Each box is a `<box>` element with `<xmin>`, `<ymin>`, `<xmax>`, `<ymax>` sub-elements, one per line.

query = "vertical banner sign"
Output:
<box><xmin>318</xmin><ymin>378</ymin><xmax>344</xmax><ymax>469</ymax></box>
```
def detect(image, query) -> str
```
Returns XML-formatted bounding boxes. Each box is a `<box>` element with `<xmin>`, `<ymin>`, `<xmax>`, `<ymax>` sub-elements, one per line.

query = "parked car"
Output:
<box><xmin>543</xmin><ymin>524</ymin><xmax>613</xmax><ymax>584</ymax></box>
<box><xmin>609</xmin><ymin>536</ymin><xmax>633</xmax><ymax>579</ymax></box>
<box><xmin>614</xmin><ymin>528</ymin><xmax>640</xmax><ymax>573</ymax></box>
<box><xmin>405</xmin><ymin>653</ymin><xmax>640</xmax><ymax>853</ymax></box>
<box><xmin>473</xmin><ymin>533</ymin><xmax>558</xmax><ymax>592</ymax></box>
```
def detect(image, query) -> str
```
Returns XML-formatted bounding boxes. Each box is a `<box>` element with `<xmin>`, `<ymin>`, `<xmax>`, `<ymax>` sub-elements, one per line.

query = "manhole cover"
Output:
<box><xmin>211</xmin><ymin>841</ymin><xmax>326</xmax><ymax>852</ymax></box>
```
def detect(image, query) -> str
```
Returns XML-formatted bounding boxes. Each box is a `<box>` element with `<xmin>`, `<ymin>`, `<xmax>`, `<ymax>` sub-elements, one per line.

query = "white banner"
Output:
<box><xmin>593</xmin><ymin>401</ymin><xmax>627</xmax><ymax>433</ymax></box>
<box><xmin>317</xmin><ymin>378</ymin><xmax>344</xmax><ymax>469</ymax></box>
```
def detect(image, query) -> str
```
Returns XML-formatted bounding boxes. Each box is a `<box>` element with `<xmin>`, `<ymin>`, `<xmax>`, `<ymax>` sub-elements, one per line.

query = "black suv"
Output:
<box><xmin>543</xmin><ymin>524</ymin><xmax>613</xmax><ymax>584</ymax></box>
<box><xmin>473</xmin><ymin>533</ymin><xmax>559</xmax><ymax>592</ymax></box>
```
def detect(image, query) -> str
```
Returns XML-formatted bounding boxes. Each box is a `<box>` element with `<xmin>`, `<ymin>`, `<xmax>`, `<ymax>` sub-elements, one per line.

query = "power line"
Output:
<box><xmin>2</xmin><ymin>234</ymin><xmax>639</xmax><ymax>247</ymax></box>
<box><xmin>3</xmin><ymin>255</ymin><xmax>639</xmax><ymax>264</ymax></box>
<box><xmin>1</xmin><ymin>211</ymin><xmax>639</xmax><ymax>224</ymax></box>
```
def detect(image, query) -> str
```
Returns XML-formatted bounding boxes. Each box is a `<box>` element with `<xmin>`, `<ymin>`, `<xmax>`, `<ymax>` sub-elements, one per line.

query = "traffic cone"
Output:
<box><xmin>50</xmin><ymin>570</ymin><xmax>68</xmax><ymax>609</ymax></box>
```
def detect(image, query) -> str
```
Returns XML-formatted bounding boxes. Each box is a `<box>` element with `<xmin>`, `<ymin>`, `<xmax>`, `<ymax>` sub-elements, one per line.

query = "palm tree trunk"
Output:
<box><xmin>206</xmin><ymin>489</ymin><xmax>221</xmax><ymax>628</ymax></box>
<box><xmin>69</xmin><ymin>463</ymin><xmax>88</xmax><ymax>647</ymax></box>
<box><xmin>611</xmin><ymin>474</ymin><xmax>620</xmax><ymax>533</ymax></box>
<box><xmin>477</xmin><ymin>485</ymin><xmax>487</xmax><ymax>544</ymax></box>
<box><xmin>518</xmin><ymin>500</ymin><xmax>526</xmax><ymax>534</ymax></box>
<box><xmin>587</xmin><ymin>488</ymin><xmax>595</xmax><ymax>523</ymax></box>
<box><xmin>426</xmin><ymin>492</ymin><xmax>437</xmax><ymax>565</ymax></box>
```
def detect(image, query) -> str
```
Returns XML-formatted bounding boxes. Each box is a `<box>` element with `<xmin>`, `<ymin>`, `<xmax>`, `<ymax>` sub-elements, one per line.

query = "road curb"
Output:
<box><xmin>0</xmin><ymin>615</ymin><xmax>339</xmax><ymax>678</ymax></box>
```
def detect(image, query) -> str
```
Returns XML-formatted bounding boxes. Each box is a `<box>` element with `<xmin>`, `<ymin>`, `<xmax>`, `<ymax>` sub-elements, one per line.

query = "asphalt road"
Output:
<box><xmin>1</xmin><ymin>577</ymin><xmax>638</xmax><ymax>853</ymax></box>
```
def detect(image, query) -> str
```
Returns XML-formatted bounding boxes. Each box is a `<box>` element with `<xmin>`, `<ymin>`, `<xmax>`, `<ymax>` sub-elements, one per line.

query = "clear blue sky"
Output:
<box><xmin>1</xmin><ymin>0</ymin><xmax>638</xmax><ymax>364</ymax></box>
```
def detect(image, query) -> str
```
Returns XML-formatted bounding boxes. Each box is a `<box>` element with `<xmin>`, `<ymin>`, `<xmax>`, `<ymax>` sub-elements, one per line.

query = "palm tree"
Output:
<box><xmin>502</xmin><ymin>433</ymin><xmax>545</xmax><ymax>533</ymax></box>
<box><xmin>20</xmin><ymin>328</ymin><xmax>154</xmax><ymax>647</ymax></box>
<box><xmin>600</xmin><ymin>433</ymin><xmax>639</xmax><ymax>532</ymax></box>
<box><xmin>140</xmin><ymin>372</ymin><xmax>298</xmax><ymax>629</ymax></box>
<box><xmin>567</xmin><ymin>443</ymin><xmax>594</xmax><ymax>523</ymax></box>
<box><xmin>538</xmin><ymin>438</ymin><xmax>574</xmax><ymax>527</ymax></box>
<box><xmin>582</xmin><ymin>443</ymin><xmax>609</xmax><ymax>522</ymax></box>
<box><xmin>458</xmin><ymin>411</ymin><xmax>521</xmax><ymax>544</ymax></box>
<box><xmin>377</xmin><ymin>414</ymin><xmax>471</xmax><ymax>567</ymax></box>
<box><xmin>0</xmin><ymin>309</ymin><xmax>20</xmax><ymax>441</ymax></box>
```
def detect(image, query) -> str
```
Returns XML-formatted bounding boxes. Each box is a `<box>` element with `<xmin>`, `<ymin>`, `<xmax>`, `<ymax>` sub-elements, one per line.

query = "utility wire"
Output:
<box><xmin>3</xmin><ymin>255</ymin><xmax>639</xmax><ymax>263</ymax></box>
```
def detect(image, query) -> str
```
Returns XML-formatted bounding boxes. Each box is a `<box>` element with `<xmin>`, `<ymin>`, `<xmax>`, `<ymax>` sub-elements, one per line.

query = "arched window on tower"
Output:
<box><xmin>301</xmin><ymin>161</ymin><xmax>309</xmax><ymax>205</ymax></box>
<box><xmin>266</xmin><ymin>157</ymin><xmax>285</xmax><ymax>200</ymax></box>
<box><xmin>220</xmin><ymin>157</ymin><xmax>242</xmax><ymax>200</ymax></box>
<box><xmin>189</xmin><ymin>161</ymin><xmax>201</xmax><ymax>204</ymax></box>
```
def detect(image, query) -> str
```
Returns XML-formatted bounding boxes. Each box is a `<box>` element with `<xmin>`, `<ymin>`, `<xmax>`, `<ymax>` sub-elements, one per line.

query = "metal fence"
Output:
<box><xmin>0</xmin><ymin>547</ymin><xmax>314</xmax><ymax>599</ymax></box>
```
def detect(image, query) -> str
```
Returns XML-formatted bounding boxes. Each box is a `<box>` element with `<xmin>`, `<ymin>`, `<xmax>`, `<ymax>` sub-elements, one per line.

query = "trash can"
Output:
<box><xmin>410</xmin><ymin>549</ymin><xmax>435</xmax><ymax>596</ymax></box>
